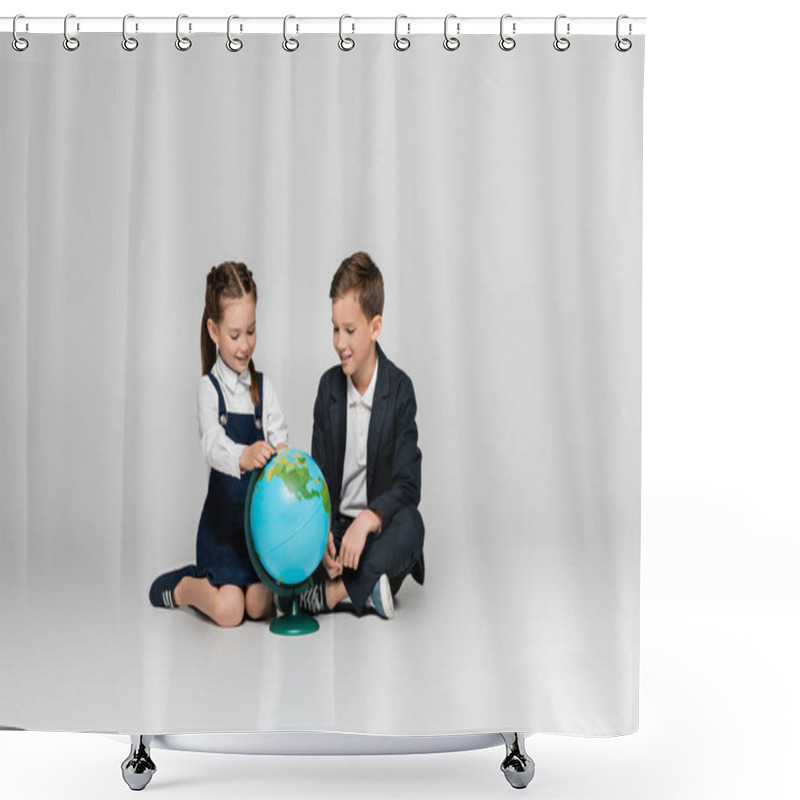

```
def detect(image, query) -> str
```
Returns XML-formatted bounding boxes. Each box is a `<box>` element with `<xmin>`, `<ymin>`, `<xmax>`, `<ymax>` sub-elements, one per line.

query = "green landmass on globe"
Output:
<box><xmin>256</xmin><ymin>449</ymin><xmax>331</xmax><ymax>516</ymax></box>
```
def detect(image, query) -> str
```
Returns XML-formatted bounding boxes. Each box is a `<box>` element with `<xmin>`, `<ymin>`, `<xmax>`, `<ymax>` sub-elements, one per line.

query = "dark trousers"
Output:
<box><xmin>315</xmin><ymin>507</ymin><xmax>425</xmax><ymax>614</ymax></box>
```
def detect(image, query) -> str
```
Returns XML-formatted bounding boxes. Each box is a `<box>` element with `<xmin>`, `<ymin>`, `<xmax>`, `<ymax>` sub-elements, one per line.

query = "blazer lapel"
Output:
<box><xmin>329</xmin><ymin>370</ymin><xmax>347</xmax><ymax>508</ymax></box>
<box><xmin>366</xmin><ymin>347</ymin><xmax>389</xmax><ymax>499</ymax></box>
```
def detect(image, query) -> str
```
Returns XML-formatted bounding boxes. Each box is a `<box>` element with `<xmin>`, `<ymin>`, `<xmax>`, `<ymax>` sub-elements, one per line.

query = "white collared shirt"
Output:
<box><xmin>197</xmin><ymin>355</ymin><xmax>289</xmax><ymax>478</ymax></box>
<box><xmin>338</xmin><ymin>359</ymin><xmax>379</xmax><ymax>518</ymax></box>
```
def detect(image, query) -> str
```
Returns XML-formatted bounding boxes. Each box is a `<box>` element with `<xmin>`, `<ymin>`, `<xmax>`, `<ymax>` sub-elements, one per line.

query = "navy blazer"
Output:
<box><xmin>311</xmin><ymin>343</ymin><xmax>422</xmax><ymax>531</ymax></box>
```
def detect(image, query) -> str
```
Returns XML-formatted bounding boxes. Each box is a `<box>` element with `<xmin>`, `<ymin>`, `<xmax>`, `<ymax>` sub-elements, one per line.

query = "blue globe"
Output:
<box><xmin>247</xmin><ymin>448</ymin><xmax>330</xmax><ymax>586</ymax></box>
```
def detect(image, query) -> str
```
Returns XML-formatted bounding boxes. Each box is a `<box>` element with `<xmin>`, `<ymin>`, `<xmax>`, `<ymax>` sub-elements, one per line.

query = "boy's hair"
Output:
<box><xmin>201</xmin><ymin>261</ymin><xmax>260</xmax><ymax>407</ymax></box>
<box><xmin>330</xmin><ymin>252</ymin><xmax>384</xmax><ymax>320</ymax></box>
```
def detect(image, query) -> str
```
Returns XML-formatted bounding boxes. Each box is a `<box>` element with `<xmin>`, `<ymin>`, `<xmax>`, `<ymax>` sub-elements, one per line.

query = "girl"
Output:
<box><xmin>149</xmin><ymin>262</ymin><xmax>289</xmax><ymax>627</ymax></box>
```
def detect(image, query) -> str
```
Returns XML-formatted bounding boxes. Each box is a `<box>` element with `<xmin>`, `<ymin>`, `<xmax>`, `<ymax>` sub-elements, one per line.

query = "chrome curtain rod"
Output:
<box><xmin>1</xmin><ymin>15</ymin><xmax>646</xmax><ymax>36</ymax></box>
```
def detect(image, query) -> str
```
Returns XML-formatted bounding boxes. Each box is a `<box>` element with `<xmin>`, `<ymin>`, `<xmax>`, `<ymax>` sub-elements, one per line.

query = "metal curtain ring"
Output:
<box><xmin>339</xmin><ymin>14</ymin><xmax>355</xmax><ymax>51</ymax></box>
<box><xmin>63</xmin><ymin>13</ymin><xmax>80</xmax><ymax>51</ymax></box>
<box><xmin>499</xmin><ymin>13</ymin><xmax>516</xmax><ymax>51</ymax></box>
<box><xmin>443</xmin><ymin>14</ymin><xmax>460</xmax><ymax>51</ymax></box>
<box><xmin>122</xmin><ymin>14</ymin><xmax>138</xmax><ymax>51</ymax></box>
<box><xmin>226</xmin><ymin>15</ymin><xmax>243</xmax><ymax>52</ymax></box>
<box><xmin>553</xmin><ymin>14</ymin><xmax>570</xmax><ymax>51</ymax></box>
<box><xmin>176</xmin><ymin>14</ymin><xmax>192</xmax><ymax>50</ymax></box>
<box><xmin>282</xmin><ymin>15</ymin><xmax>299</xmax><ymax>51</ymax></box>
<box><xmin>615</xmin><ymin>14</ymin><xmax>632</xmax><ymax>51</ymax></box>
<box><xmin>12</xmin><ymin>15</ymin><xmax>29</xmax><ymax>51</ymax></box>
<box><xmin>394</xmin><ymin>14</ymin><xmax>410</xmax><ymax>51</ymax></box>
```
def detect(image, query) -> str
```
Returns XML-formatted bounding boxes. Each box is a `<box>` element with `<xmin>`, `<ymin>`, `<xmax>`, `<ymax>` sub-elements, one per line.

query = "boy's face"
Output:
<box><xmin>331</xmin><ymin>290</ymin><xmax>381</xmax><ymax>387</ymax></box>
<box><xmin>207</xmin><ymin>294</ymin><xmax>257</xmax><ymax>375</ymax></box>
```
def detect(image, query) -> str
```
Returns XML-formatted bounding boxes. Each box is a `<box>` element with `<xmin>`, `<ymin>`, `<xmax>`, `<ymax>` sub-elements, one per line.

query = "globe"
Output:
<box><xmin>246</xmin><ymin>448</ymin><xmax>331</xmax><ymax>587</ymax></box>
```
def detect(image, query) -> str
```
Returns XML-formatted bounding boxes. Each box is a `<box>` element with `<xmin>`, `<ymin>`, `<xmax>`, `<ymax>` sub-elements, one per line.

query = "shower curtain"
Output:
<box><xmin>1</xmin><ymin>27</ymin><xmax>644</xmax><ymax>737</ymax></box>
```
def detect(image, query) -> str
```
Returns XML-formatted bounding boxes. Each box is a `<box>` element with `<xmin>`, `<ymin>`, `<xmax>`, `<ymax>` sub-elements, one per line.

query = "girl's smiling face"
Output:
<box><xmin>207</xmin><ymin>293</ymin><xmax>257</xmax><ymax>375</ymax></box>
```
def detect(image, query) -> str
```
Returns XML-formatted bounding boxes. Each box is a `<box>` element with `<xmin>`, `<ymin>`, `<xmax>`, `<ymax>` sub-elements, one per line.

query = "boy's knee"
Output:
<box><xmin>392</xmin><ymin>506</ymin><xmax>424</xmax><ymax>546</ymax></box>
<box><xmin>215</xmin><ymin>586</ymin><xmax>245</xmax><ymax>627</ymax></box>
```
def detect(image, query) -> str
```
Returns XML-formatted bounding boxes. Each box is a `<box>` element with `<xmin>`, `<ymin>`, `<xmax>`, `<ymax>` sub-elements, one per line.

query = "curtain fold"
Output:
<box><xmin>1</xmin><ymin>32</ymin><xmax>644</xmax><ymax>736</ymax></box>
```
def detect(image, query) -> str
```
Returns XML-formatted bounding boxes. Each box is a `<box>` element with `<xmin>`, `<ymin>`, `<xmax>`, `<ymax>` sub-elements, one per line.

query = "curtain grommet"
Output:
<box><xmin>338</xmin><ymin>14</ymin><xmax>355</xmax><ymax>51</ymax></box>
<box><xmin>226</xmin><ymin>15</ymin><xmax>243</xmax><ymax>52</ymax></box>
<box><xmin>553</xmin><ymin>14</ymin><xmax>570</xmax><ymax>51</ymax></box>
<box><xmin>443</xmin><ymin>14</ymin><xmax>460</xmax><ymax>51</ymax></box>
<box><xmin>615</xmin><ymin>15</ymin><xmax>632</xmax><ymax>51</ymax></box>
<box><xmin>175</xmin><ymin>14</ymin><xmax>192</xmax><ymax>51</ymax></box>
<box><xmin>282</xmin><ymin>15</ymin><xmax>299</xmax><ymax>51</ymax></box>
<box><xmin>12</xmin><ymin>15</ymin><xmax>29</xmax><ymax>51</ymax></box>
<box><xmin>63</xmin><ymin>13</ymin><xmax>80</xmax><ymax>51</ymax></box>
<box><xmin>499</xmin><ymin>14</ymin><xmax>516</xmax><ymax>51</ymax></box>
<box><xmin>121</xmin><ymin>14</ymin><xmax>139</xmax><ymax>52</ymax></box>
<box><xmin>394</xmin><ymin>15</ymin><xmax>410</xmax><ymax>51</ymax></box>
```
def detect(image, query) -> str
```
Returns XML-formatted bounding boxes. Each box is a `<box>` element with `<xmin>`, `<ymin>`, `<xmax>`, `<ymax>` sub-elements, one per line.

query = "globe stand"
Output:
<box><xmin>269</xmin><ymin>595</ymin><xmax>320</xmax><ymax>636</ymax></box>
<box><xmin>244</xmin><ymin>462</ymin><xmax>329</xmax><ymax>637</ymax></box>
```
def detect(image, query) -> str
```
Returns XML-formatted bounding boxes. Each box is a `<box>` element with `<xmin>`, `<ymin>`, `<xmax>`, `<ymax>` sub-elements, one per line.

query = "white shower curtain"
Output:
<box><xmin>1</xmin><ymin>29</ymin><xmax>643</xmax><ymax>736</ymax></box>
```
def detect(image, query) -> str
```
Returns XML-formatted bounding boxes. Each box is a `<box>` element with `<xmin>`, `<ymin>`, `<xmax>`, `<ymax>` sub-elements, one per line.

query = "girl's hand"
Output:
<box><xmin>239</xmin><ymin>441</ymin><xmax>275</xmax><ymax>472</ymax></box>
<box><xmin>322</xmin><ymin>531</ymin><xmax>342</xmax><ymax>579</ymax></box>
<box><xmin>275</xmin><ymin>442</ymin><xmax>290</xmax><ymax>451</ymax></box>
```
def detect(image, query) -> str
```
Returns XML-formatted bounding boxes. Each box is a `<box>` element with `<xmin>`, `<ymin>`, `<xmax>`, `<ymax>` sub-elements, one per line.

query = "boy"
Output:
<box><xmin>300</xmin><ymin>251</ymin><xmax>425</xmax><ymax>619</ymax></box>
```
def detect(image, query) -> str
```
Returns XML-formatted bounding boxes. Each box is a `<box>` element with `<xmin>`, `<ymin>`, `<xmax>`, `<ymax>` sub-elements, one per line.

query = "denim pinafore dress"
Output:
<box><xmin>195</xmin><ymin>371</ymin><xmax>264</xmax><ymax>588</ymax></box>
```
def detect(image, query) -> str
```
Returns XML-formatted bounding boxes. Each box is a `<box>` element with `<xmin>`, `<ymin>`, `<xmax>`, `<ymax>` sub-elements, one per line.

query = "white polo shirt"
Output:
<box><xmin>197</xmin><ymin>355</ymin><xmax>289</xmax><ymax>478</ymax></box>
<box><xmin>338</xmin><ymin>359</ymin><xmax>378</xmax><ymax>518</ymax></box>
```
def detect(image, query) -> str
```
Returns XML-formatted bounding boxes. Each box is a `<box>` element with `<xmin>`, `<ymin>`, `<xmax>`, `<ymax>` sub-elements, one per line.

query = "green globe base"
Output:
<box><xmin>269</xmin><ymin>595</ymin><xmax>320</xmax><ymax>636</ymax></box>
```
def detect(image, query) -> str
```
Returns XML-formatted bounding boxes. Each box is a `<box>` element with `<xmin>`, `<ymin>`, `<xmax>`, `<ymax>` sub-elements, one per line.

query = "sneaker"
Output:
<box><xmin>365</xmin><ymin>574</ymin><xmax>394</xmax><ymax>619</ymax></box>
<box><xmin>148</xmin><ymin>565</ymin><xmax>196</xmax><ymax>609</ymax></box>
<box><xmin>279</xmin><ymin>582</ymin><xmax>328</xmax><ymax>616</ymax></box>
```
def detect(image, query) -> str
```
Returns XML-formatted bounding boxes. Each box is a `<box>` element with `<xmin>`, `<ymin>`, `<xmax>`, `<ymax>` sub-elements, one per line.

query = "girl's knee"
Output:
<box><xmin>245</xmin><ymin>583</ymin><xmax>272</xmax><ymax>620</ymax></box>
<box><xmin>215</xmin><ymin>585</ymin><xmax>245</xmax><ymax>627</ymax></box>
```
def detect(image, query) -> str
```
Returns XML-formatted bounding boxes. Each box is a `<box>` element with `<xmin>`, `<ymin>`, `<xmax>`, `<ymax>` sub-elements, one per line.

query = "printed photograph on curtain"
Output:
<box><xmin>1</xmin><ymin>31</ymin><xmax>643</xmax><ymax>737</ymax></box>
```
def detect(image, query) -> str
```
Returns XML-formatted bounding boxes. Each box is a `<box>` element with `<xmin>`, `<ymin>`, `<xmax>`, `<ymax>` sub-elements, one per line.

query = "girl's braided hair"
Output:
<box><xmin>201</xmin><ymin>261</ymin><xmax>260</xmax><ymax>407</ymax></box>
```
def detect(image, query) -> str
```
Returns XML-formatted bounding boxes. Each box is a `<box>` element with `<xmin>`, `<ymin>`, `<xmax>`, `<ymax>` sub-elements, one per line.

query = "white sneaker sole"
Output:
<box><xmin>377</xmin><ymin>574</ymin><xmax>395</xmax><ymax>619</ymax></box>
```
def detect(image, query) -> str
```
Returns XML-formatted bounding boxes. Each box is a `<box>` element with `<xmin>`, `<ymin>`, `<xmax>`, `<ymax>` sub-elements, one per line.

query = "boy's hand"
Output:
<box><xmin>322</xmin><ymin>532</ymin><xmax>342</xmax><ymax>579</ymax></box>
<box><xmin>339</xmin><ymin>510</ymin><xmax>381</xmax><ymax>571</ymax></box>
<box><xmin>239</xmin><ymin>441</ymin><xmax>275</xmax><ymax>472</ymax></box>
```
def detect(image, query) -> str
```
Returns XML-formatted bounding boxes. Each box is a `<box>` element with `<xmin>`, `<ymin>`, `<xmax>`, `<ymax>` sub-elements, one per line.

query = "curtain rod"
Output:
<box><xmin>1</xmin><ymin>16</ymin><xmax>646</xmax><ymax>36</ymax></box>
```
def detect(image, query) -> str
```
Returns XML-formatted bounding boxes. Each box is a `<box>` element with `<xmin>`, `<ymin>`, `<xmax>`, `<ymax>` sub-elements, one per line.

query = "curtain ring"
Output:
<box><xmin>12</xmin><ymin>15</ymin><xmax>29</xmax><ymax>52</ymax></box>
<box><xmin>122</xmin><ymin>14</ymin><xmax>139</xmax><ymax>51</ymax></box>
<box><xmin>63</xmin><ymin>13</ymin><xmax>80</xmax><ymax>51</ymax></box>
<box><xmin>499</xmin><ymin>14</ymin><xmax>516</xmax><ymax>51</ymax></box>
<box><xmin>226</xmin><ymin>15</ymin><xmax>243</xmax><ymax>52</ymax></box>
<box><xmin>615</xmin><ymin>15</ymin><xmax>632</xmax><ymax>51</ymax></box>
<box><xmin>282</xmin><ymin>15</ymin><xmax>299</xmax><ymax>51</ymax></box>
<box><xmin>394</xmin><ymin>14</ymin><xmax>410</xmax><ymax>51</ymax></box>
<box><xmin>443</xmin><ymin>14</ymin><xmax>460</xmax><ymax>51</ymax></box>
<box><xmin>553</xmin><ymin>14</ymin><xmax>570</xmax><ymax>51</ymax></box>
<box><xmin>176</xmin><ymin>14</ymin><xmax>192</xmax><ymax>51</ymax></box>
<box><xmin>339</xmin><ymin>14</ymin><xmax>355</xmax><ymax>51</ymax></box>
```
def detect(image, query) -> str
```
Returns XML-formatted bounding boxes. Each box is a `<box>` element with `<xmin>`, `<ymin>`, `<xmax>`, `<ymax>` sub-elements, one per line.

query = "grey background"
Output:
<box><xmin>2</xmin><ymin>32</ymin><xmax>642</xmax><ymax>735</ymax></box>
<box><xmin>1</xmin><ymin>0</ymin><xmax>799</xmax><ymax>799</ymax></box>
